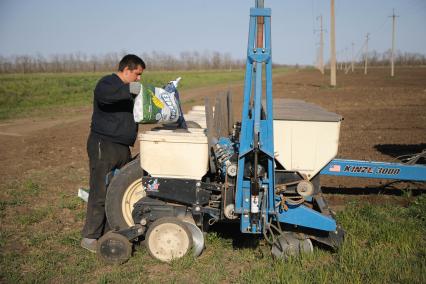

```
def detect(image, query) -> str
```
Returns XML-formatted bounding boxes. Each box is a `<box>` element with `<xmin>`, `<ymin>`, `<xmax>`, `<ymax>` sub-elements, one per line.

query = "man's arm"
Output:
<box><xmin>94</xmin><ymin>79</ymin><xmax>132</xmax><ymax>105</ymax></box>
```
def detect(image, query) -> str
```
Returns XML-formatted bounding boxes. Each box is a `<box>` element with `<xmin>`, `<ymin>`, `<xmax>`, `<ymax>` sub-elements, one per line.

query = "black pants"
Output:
<box><xmin>82</xmin><ymin>133</ymin><xmax>131</xmax><ymax>239</ymax></box>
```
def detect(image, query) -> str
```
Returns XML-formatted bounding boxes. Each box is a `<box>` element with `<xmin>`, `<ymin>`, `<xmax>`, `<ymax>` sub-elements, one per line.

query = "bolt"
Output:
<box><xmin>262</xmin><ymin>48</ymin><xmax>266</xmax><ymax>53</ymax></box>
<box><xmin>245</xmin><ymin>198</ymin><xmax>249</xmax><ymax>202</ymax></box>
<box><xmin>196</xmin><ymin>182</ymin><xmax>201</xmax><ymax>187</ymax></box>
<box><xmin>140</xmin><ymin>218</ymin><xmax>147</xmax><ymax>226</ymax></box>
<box><xmin>253</xmin><ymin>48</ymin><xmax>257</xmax><ymax>53</ymax></box>
<box><xmin>195</xmin><ymin>206</ymin><xmax>201</xmax><ymax>212</ymax></box>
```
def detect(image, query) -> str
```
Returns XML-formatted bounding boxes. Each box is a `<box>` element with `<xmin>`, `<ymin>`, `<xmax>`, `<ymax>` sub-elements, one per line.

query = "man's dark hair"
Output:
<box><xmin>118</xmin><ymin>54</ymin><xmax>146</xmax><ymax>71</ymax></box>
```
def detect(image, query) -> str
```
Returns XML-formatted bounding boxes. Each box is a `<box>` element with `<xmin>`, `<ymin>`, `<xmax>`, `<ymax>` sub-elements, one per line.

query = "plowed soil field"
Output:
<box><xmin>0</xmin><ymin>67</ymin><xmax>425</xmax><ymax>282</ymax></box>
<box><xmin>1</xmin><ymin>67</ymin><xmax>424</xmax><ymax>207</ymax></box>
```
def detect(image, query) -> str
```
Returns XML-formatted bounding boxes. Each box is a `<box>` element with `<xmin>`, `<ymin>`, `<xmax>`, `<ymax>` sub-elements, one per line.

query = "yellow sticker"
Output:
<box><xmin>148</xmin><ymin>89</ymin><xmax>164</xmax><ymax>109</ymax></box>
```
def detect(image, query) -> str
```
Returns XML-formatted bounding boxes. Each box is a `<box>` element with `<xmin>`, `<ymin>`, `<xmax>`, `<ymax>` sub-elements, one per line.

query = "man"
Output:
<box><xmin>81</xmin><ymin>54</ymin><xmax>145</xmax><ymax>252</ymax></box>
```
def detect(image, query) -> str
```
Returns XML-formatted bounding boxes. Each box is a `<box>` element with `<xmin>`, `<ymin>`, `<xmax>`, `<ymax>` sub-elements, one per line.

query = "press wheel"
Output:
<box><xmin>146</xmin><ymin>217</ymin><xmax>193</xmax><ymax>262</ymax></box>
<box><xmin>271</xmin><ymin>232</ymin><xmax>313</xmax><ymax>259</ymax></box>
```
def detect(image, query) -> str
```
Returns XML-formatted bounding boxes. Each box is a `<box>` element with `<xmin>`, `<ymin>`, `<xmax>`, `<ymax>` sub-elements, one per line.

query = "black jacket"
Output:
<box><xmin>90</xmin><ymin>74</ymin><xmax>138</xmax><ymax>146</ymax></box>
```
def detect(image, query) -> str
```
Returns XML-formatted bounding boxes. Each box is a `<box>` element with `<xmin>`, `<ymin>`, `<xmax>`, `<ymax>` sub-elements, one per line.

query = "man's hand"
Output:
<box><xmin>129</xmin><ymin>82</ymin><xmax>141</xmax><ymax>96</ymax></box>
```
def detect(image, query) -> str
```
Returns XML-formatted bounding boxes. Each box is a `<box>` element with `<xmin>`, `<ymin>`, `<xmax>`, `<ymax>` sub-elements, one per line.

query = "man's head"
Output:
<box><xmin>117</xmin><ymin>54</ymin><xmax>145</xmax><ymax>83</ymax></box>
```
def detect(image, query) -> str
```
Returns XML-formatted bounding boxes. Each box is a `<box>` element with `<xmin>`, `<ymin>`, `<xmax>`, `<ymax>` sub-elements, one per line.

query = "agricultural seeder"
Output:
<box><xmin>97</xmin><ymin>0</ymin><xmax>426</xmax><ymax>264</ymax></box>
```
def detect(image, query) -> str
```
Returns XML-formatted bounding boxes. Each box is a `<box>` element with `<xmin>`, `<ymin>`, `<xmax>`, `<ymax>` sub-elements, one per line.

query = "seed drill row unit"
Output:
<box><xmin>97</xmin><ymin>1</ymin><xmax>426</xmax><ymax>263</ymax></box>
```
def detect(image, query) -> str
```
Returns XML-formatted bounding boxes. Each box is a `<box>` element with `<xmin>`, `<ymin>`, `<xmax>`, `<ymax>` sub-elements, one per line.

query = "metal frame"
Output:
<box><xmin>235</xmin><ymin>1</ymin><xmax>337</xmax><ymax>234</ymax></box>
<box><xmin>321</xmin><ymin>158</ymin><xmax>426</xmax><ymax>181</ymax></box>
<box><xmin>235</xmin><ymin>4</ymin><xmax>274</xmax><ymax>233</ymax></box>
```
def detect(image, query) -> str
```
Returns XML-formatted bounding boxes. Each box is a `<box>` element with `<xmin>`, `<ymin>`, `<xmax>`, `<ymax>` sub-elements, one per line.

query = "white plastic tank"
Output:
<box><xmin>271</xmin><ymin>99</ymin><xmax>342</xmax><ymax>180</ymax></box>
<box><xmin>184</xmin><ymin>106</ymin><xmax>208</xmax><ymax>129</ymax></box>
<box><xmin>139</xmin><ymin>129</ymin><xmax>209</xmax><ymax>180</ymax></box>
<box><xmin>191</xmin><ymin>105</ymin><xmax>206</xmax><ymax>112</ymax></box>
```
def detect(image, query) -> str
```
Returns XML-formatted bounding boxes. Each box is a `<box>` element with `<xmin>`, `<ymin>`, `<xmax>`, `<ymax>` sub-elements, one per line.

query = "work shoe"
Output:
<box><xmin>81</xmin><ymin>238</ymin><xmax>97</xmax><ymax>253</ymax></box>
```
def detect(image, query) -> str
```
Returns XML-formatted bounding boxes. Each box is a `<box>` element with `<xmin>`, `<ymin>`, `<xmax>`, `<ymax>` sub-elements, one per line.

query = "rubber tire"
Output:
<box><xmin>97</xmin><ymin>231</ymin><xmax>132</xmax><ymax>265</ymax></box>
<box><xmin>145</xmin><ymin>217</ymin><xmax>193</xmax><ymax>262</ymax></box>
<box><xmin>105</xmin><ymin>157</ymin><xmax>145</xmax><ymax>231</ymax></box>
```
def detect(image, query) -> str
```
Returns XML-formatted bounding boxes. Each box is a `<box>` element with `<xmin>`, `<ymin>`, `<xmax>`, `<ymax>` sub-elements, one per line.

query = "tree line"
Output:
<box><xmin>340</xmin><ymin>49</ymin><xmax>426</xmax><ymax>66</ymax></box>
<box><xmin>0</xmin><ymin>51</ymin><xmax>247</xmax><ymax>74</ymax></box>
<box><xmin>1</xmin><ymin>49</ymin><xmax>424</xmax><ymax>74</ymax></box>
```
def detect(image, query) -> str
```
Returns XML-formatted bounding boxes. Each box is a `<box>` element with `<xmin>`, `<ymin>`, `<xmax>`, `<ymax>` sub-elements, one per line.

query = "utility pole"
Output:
<box><xmin>351</xmin><ymin>42</ymin><xmax>355</xmax><ymax>72</ymax></box>
<box><xmin>339</xmin><ymin>50</ymin><xmax>343</xmax><ymax>70</ymax></box>
<box><xmin>339</xmin><ymin>51</ymin><xmax>343</xmax><ymax>70</ymax></box>
<box><xmin>344</xmin><ymin>47</ymin><xmax>348</xmax><ymax>71</ymax></box>
<box><xmin>390</xmin><ymin>9</ymin><xmax>399</xmax><ymax>77</ymax></box>
<box><xmin>330</xmin><ymin>0</ymin><xmax>336</xmax><ymax>86</ymax></box>
<box><xmin>364</xmin><ymin>33</ymin><xmax>369</xmax><ymax>75</ymax></box>
<box><xmin>318</xmin><ymin>14</ymin><xmax>324</xmax><ymax>74</ymax></box>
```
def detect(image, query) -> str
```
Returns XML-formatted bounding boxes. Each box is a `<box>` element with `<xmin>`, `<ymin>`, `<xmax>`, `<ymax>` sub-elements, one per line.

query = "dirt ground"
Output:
<box><xmin>0</xmin><ymin>67</ymin><xmax>425</xmax><ymax>214</ymax></box>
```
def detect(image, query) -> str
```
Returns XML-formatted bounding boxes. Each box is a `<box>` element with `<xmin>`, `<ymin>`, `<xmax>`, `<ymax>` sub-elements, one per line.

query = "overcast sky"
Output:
<box><xmin>1</xmin><ymin>0</ymin><xmax>425</xmax><ymax>65</ymax></box>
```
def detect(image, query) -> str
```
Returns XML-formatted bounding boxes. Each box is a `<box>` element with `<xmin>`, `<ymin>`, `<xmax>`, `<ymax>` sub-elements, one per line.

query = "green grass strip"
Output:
<box><xmin>0</xmin><ymin>68</ymin><xmax>289</xmax><ymax>120</ymax></box>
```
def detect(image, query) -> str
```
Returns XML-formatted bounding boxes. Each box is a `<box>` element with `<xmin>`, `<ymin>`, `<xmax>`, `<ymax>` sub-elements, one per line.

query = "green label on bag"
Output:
<box><xmin>141</xmin><ymin>85</ymin><xmax>161</xmax><ymax>123</ymax></box>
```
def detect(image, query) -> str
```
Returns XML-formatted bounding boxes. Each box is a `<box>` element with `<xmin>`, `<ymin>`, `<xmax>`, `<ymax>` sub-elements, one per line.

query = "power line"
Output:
<box><xmin>371</xmin><ymin>17</ymin><xmax>390</xmax><ymax>36</ymax></box>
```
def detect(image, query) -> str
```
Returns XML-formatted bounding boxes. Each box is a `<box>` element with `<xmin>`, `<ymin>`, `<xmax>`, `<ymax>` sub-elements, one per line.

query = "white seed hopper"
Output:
<box><xmin>138</xmin><ymin>129</ymin><xmax>209</xmax><ymax>179</ymax></box>
<box><xmin>271</xmin><ymin>99</ymin><xmax>342</xmax><ymax>180</ymax></box>
<box><xmin>139</xmin><ymin>100</ymin><xmax>342</xmax><ymax>180</ymax></box>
